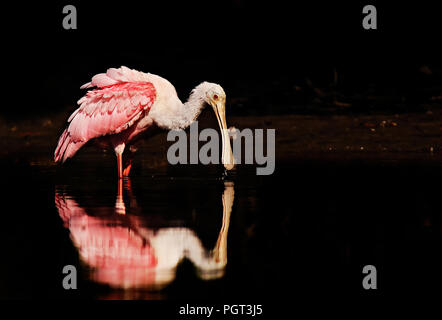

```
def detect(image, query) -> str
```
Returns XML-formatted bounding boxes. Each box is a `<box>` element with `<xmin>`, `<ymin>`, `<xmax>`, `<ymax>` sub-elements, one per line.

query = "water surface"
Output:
<box><xmin>1</xmin><ymin>156</ymin><xmax>441</xmax><ymax>301</ymax></box>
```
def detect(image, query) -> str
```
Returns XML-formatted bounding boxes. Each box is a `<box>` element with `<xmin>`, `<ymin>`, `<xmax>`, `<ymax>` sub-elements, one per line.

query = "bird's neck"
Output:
<box><xmin>150</xmin><ymin>87</ymin><xmax>206</xmax><ymax>130</ymax></box>
<box><xmin>179</xmin><ymin>91</ymin><xmax>206</xmax><ymax>129</ymax></box>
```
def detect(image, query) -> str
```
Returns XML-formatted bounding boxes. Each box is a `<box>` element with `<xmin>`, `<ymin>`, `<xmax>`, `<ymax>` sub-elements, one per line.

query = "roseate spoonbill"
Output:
<box><xmin>55</xmin><ymin>179</ymin><xmax>234</xmax><ymax>289</ymax></box>
<box><xmin>54</xmin><ymin>66</ymin><xmax>234</xmax><ymax>178</ymax></box>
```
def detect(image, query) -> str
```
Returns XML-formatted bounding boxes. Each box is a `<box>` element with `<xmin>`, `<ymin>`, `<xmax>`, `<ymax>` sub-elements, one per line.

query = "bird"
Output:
<box><xmin>54</xmin><ymin>66</ymin><xmax>234</xmax><ymax>178</ymax></box>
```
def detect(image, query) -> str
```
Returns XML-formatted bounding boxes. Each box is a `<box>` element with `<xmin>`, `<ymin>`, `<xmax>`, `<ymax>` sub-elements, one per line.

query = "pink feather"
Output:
<box><xmin>55</xmin><ymin>67</ymin><xmax>157</xmax><ymax>163</ymax></box>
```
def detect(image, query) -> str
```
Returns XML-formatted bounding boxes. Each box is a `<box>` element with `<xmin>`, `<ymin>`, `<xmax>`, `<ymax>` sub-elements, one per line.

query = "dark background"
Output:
<box><xmin>4</xmin><ymin>1</ymin><xmax>442</xmax><ymax>118</ymax></box>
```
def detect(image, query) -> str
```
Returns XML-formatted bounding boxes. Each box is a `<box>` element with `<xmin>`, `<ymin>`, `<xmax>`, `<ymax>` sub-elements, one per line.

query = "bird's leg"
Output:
<box><xmin>123</xmin><ymin>145</ymin><xmax>137</xmax><ymax>177</ymax></box>
<box><xmin>116</xmin><ymin>153</ymin><xmax>123</xmax><ymax>179</ymax></box>
<box><xmin>123</xmin><ymin>161</ymin><xmax>132</xmax><ymax>177</ymax></box>
<box><xmin>111</xmin><ymin>140</ymin><xmax>126</xmax><ymax>179</ymax></box>
<box><xmin>113</xmin><ymin>143</ymin><xmax>126</xmax><ymax>179</ymax></box>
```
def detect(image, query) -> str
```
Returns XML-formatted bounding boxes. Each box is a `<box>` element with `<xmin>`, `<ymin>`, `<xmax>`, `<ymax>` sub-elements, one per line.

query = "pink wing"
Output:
<box><xmin>54</xmin><ymin>67</ymin><xmax>157</xmax><ymax>163</ymax></box>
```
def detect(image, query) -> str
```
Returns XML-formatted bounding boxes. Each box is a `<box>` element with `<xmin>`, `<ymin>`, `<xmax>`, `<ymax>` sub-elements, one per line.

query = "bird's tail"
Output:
<box><xmin>54</xmin><ymin>129</ymin><xmax>85</xmax><ymax>163</ymax></box>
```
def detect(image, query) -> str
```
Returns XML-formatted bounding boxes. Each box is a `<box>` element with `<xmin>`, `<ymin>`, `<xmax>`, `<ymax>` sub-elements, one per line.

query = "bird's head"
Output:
<box><xmin>193</xmin><ymin>82</ymin><xmax>234</xmax><ymax>170</ymax></box>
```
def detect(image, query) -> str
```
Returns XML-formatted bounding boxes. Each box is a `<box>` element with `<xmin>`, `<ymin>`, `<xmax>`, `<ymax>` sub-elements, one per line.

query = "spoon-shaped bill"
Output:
<box><xmin>212</xmin><ymin>101</ymin><xmax>234</xmax><ymax>170</ymax></box>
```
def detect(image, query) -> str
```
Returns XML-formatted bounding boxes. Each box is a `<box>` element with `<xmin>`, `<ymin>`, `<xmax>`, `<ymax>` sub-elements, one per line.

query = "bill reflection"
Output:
<box><xmin>55</xmin><ymin>179</ymin><xmax>234</xmax><ymax>289</ymax></box>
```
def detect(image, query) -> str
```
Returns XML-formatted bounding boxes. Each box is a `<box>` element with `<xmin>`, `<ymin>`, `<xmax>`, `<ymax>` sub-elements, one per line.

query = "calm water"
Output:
<box><xmin>1</xmin><ymin>156</ymin><xmax>441</xmax><ymax>301</ymax></box>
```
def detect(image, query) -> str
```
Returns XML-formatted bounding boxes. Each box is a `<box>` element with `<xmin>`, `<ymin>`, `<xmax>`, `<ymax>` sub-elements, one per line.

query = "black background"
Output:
<box><xmin>4</xmin><ymin>1</ymin><xmax>442</xmax><ymax>118</ymax></box>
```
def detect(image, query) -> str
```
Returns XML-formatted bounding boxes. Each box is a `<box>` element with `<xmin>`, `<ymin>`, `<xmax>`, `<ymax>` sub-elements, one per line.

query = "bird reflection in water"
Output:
<box><xmin>55</xmin><ymin>179</ymin><xmax>234</xmax><ymax>290</ymax></box>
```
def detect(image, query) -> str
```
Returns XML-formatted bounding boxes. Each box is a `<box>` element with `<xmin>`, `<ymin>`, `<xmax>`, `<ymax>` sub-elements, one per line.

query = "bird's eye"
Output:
<box><xmin>213</xmin><ymin>94</ymin><xmax>219</xmax><ymax>100</ymax></box>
